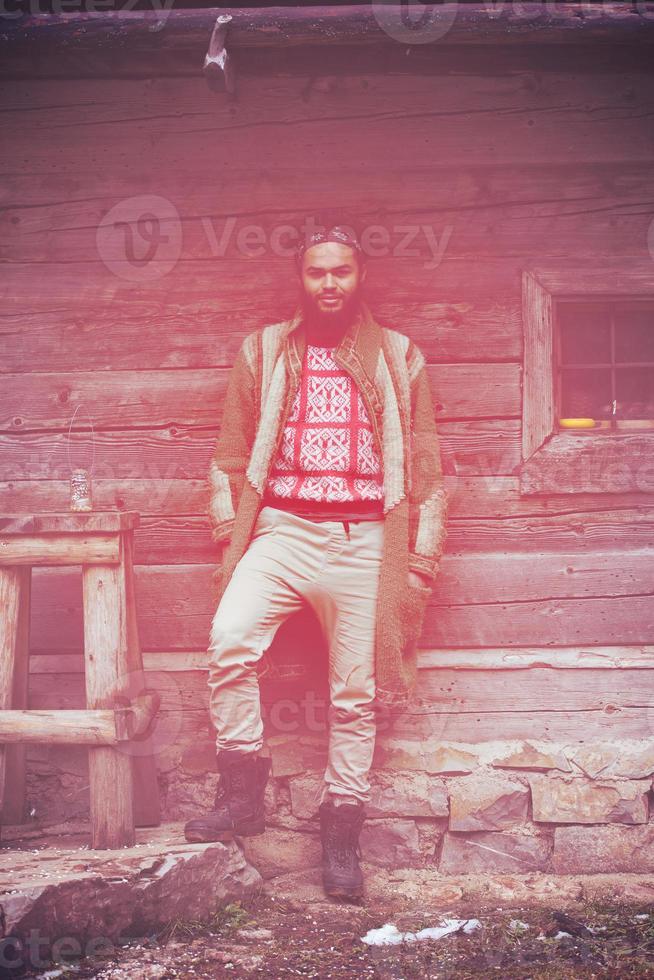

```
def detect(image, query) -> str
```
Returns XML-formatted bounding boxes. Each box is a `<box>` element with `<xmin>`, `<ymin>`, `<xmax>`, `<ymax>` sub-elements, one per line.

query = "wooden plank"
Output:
<box><xmin>160</xmin><ymin>701</ymin><xmax>654</xmax><ymax>746</ymax></box>
<box><xmin>523</xmin><ymin>270</ymin><xmax>553</xmax><ymax>460</ymax></box>
<box><xmin>27</xmin><ymin>666</ymin><xmax>654</xmax><ymax>733</ymax></box>
<box><xmin>0</xmin><ymin>481</ymin><xmax>216</xmax><ymax>529</ymax></box>
<box><xmin>0</xmin><ymin>419</ymin><xmax>519</xmax><ymax>489</ymax></box>
<box><xmin>5</xmin><ymin>72</ymin><xmax>654</xmax><ymax>141</ymax></box>
<box><xmin>3</xmin><ymin>72</ymin><xmax>654</xmax><ymax>169</ymax></box>
<box><xmin>26</xmin><ymin>645</ymin><xmax>654</xmax><ymax>675</ymax></box>
<box><xmin>378</xmin><ymin>706</ymin><xmax>653</xmax><ymax>741</ymax></box>
<box><xmin>3</xmin><ymin>161</ymin><xmax>654</xmax><ymax>238</ymax></box>
<box><xmin>420</xmin><ymin>646</ymin><xmax>654</xmax><ymax>670</ymax></box>
<box><xmin>0</xmin><ymin>256</ymin><xmax>521</xmax><ymax>320</ymax></box>
<box><xmin>2</xmin><ymin>39</ymin><xmax>653</xmax><ymax>90</ymax></box>
<box><xmin>5</xmin><ymin>5</ymin><xmax>654</xmax><ymax>48</ymax></box>
<box><xmin>28</xmin><ymin>662</ymin><xmax>654</xmax><ymax>744</ymax></box>
<box><xmin>2</xmin><ymin>566</ymin><xmax>31</xmax><ymax>824</ymax></box>
<box><xmin>0</xmin><ymin>294</ymin><xmax>521</xmax><ymax>372</ymax></box>
<box><xmin>23</xmin><ymin>550</ymin><xmax>654</xmax><ymax>652</ymax></box>
<box><xmin>1</xmin><ymin>7</ymin><xmax>653</xmax><ymax>82</ymax></box>
<box><xmin>0</xmin><ymin>470</ymin><xmax>654</xmax><ymax>532</ymax></box>
<box><xmin>0</xmin><ymin>513</ymin><xmax>139</xmax><ymax>534</ymax></box>
<box><xmin>5</xmin><ymin>165</ymin><xmax>654</xmax><ymax>265</ymax></box>
<box><xmin>0</xmin><ymin>534</ymin><xmax>120</xmax><ymax>567</ymax></box>
<box><xmin>121</xmin><ymin>529</ymin><xmax>161</xmax><ymax>828</ymax></box>
<box><xmin>530</xmin><ymin>262</ymin><xmax>654</xmax><ymax>295</ymax></box>
<box><xmin>0</xmin><ymin>292</ymin><xmax>519</xmax><ymax>373</ymax></box>
<box><xmin>27</xmin><ymin>698</ymin><xmax>653</xmax><ymax>743</ymax></box>
<box><xmin>82</xmin><ymin>562</ymin><xmax>135</xmax><ymax>848</ymax></box>
<box><xmin>0</xmin><ymin>567</ymin><xmax>30</xmax><ymax>830</ymax></box>
<box><xmin>0</xmin><ymin>709</ymin><xmax>120</xmax><ymax>744</ymax></box>
<box><xmin>126</xmin><ymin>507</ymin><xmax>654</xmax><ymax>563</ymax></box>
<box><xmin>154</xmin><ymin>646</ymin><xmax>654</xmax><ymax>673</ymax></box>
<box><xmin>422</xmin><ymin>595</ymin><xmax>654</xmax><ymax>647</ymax></box>
<box><xmin>0</xmin><ymin>363</ymin><xmax>519</xmax><ymax>431</ymax></box>
<box><xmin>31</xmin><ymin>645</ymin><xmax>654</xmax><ymax>674</ymax></box>
<box><xmin>520</xmin><ymin>432</ymin><xmax>654</xmax><ymax>495</ymax></box>
<box><xmin>433</xmin><ymin>549</ymin><xmax>654</xmax><ymax>604</ymax></box>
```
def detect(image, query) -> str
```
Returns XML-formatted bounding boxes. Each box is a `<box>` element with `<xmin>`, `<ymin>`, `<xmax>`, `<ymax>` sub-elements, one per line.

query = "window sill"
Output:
<box><xmin>519</xmin><ymin>430</ymin><xmax>654</xmax><ymax>495</ymax></box>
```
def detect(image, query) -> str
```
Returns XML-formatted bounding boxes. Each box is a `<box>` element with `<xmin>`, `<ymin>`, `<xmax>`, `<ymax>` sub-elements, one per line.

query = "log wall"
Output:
<box><xmin>2</xmin><ymin>33</ymin><xmax>654</xmax><ymax>871</ymax></box>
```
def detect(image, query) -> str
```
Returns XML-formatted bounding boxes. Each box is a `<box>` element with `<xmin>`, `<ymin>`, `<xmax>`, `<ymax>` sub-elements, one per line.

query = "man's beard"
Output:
<box><xmin>300</xmin><ymin>288</ymin><xmax>362</xmax><ymax>340</ymax></box>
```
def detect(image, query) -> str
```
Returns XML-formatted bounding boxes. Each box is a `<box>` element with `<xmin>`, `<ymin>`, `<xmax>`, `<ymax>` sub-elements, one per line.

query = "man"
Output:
<box><xmin>184</xmin><ymin>223</ymin><xmax>449</xmax><ymax>900</ymax></box>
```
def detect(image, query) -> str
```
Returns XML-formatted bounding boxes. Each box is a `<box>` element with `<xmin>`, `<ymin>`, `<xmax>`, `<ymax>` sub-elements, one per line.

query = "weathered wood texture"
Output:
<box><xmin>18</xmin><ymin>548</ymin><xmax>654</xmax><ymax>650</ymax></box>
<box><xmin>0</xmin><ymin>709</ymin><xmax>125</xmax><ymax>744</ymax></box>
<box><xmin>26</xmin><ymin>664</ymin><xmax>654</xmax><ymax>742</ymax></box>
<box><xmin>82</xmin><ymin>560</ymin><xmax>136</xmax><ymax>847</ymax></box>
<box><xmin>0</xmin><ymin>568</ymin><xmax>31</xmax><ymax>824</ymax></box>
<box><xmin>0</xmin><ymin>516</ymin><xmax>160</xmax><ymax>840</ymax></box>
<box><xmin>2</xmin><ymin>5</ymin><xmax>654</xmax><ymax>79</ymax></box>
<box><xmin>2</xmin><ymin>37</ymin><xmax>654</xmax><ymax>803</ymax></box>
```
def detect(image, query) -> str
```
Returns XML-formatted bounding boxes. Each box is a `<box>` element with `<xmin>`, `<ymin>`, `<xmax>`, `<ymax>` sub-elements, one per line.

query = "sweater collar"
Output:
<box><xmin>283</xmin><ymin>299</ymin><xmax>382</xmax><ymax>387</ymax></box>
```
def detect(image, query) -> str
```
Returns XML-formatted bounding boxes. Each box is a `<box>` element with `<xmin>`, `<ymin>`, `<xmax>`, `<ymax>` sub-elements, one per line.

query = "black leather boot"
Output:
<box><xmin>184</xmin><ymin>750</ymin><xmax>271</xmax><ymax>843</ymax></box>
<box><xmin>319</xmin><ymin>798</ymin><xmax>365</xmax><ymax>899</ymax></box>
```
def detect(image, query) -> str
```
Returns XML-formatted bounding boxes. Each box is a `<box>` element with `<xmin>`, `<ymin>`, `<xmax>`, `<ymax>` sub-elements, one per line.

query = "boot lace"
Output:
<box><xmin>326</xmin><ymin>813</ymin><xmax>362</xmax><ymax>869</ymax></box>
<box><xmin>214</xmin><ymin>765</ymin><xmax>248</xmax><ymax>809</ymax></box>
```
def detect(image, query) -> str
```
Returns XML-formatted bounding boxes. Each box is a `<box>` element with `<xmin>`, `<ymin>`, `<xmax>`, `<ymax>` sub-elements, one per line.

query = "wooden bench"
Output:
<box><xmin>0</xmin><ymin>512</ymin><xmax>160</xmax><ymax>849</ymax></box>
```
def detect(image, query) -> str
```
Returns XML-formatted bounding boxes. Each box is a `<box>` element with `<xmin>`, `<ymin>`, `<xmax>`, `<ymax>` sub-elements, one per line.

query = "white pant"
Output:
<box><xmin>207</xmin><ymin>505</ymin><xmax>384</xmax><ymax>805</ymax></box>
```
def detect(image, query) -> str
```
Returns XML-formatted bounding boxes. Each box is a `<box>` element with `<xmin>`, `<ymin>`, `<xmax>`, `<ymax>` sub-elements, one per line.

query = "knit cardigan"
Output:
<box><xmin>207</xmin><ymin>300</ymin><xmax>449</xmax><ymax>707</ymax></box>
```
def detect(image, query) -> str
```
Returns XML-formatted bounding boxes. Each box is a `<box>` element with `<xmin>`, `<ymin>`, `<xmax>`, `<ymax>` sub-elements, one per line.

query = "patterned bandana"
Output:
<box><xmin>294</xmin><ymin>225</ymin><xmax>365</xmax><ymax>266</ymax></box>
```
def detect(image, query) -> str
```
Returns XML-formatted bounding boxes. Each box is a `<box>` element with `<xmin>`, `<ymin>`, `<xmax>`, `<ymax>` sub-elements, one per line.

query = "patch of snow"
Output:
<box><xmin>361</xmin><ymin>918</ymin><xmax>481</xmax><ymax>946</ymax></box>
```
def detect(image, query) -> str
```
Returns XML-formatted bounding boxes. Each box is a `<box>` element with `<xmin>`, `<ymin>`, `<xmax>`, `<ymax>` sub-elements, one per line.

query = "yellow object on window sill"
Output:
<box><xmin>559</xmin><ymin>418</ymin><xmax>596</xmax><ymax>428</ymax></box>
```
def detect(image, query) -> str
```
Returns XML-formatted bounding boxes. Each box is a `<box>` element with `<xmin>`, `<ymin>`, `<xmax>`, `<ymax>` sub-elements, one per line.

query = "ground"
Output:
<box><xmin>9</xmin><ymin>893</ymin><xmax>654</xmax><ymax>979</ymax></box>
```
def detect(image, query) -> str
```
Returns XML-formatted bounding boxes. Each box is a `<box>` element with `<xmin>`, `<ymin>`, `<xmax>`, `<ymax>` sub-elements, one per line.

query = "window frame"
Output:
<box><xmin>520</xmin><ymin>265</ymin><xmax>654</xmax><ymax>496</ymax></box>
<box><xmin>553</xmin><ymin>295</ymin><xmax>654</xmax><ymax>431</ymax></box>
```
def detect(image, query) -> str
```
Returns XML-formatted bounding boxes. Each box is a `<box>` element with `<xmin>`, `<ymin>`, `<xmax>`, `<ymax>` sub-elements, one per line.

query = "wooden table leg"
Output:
<box><xmin>83</xmin><ymin>563</ymin><xmax>135</xmax><ymax>849</ymax></box>
<box><xmin>121</xmin><ymin>529</ymin><xmax>161</xmax><ymax>827</ymax></box>
<box><xmin>2</xmin><ymin>567</ymin><xmax>31</xmax><ymax>825</ymax></box>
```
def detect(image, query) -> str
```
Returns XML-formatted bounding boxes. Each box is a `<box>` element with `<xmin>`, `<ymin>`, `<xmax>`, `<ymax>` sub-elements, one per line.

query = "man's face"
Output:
<box><xmin>298</xmin><ymin>241</ymin><xmax>366</xmax><ymax>321</ymax></box>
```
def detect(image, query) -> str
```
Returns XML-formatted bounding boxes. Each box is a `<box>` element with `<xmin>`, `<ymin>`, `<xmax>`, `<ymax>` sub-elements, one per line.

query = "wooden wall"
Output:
<box><xmin>2</xmin><ymin>38</ymin><xmax>654</xmax><ymax>820</ymax></box>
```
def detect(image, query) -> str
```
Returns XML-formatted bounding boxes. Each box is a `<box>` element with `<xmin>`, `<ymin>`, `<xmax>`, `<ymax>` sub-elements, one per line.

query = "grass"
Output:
<box><xmin>157</xmin><ymin>900</ymin><xmax>257</xmax><ymax>944</ymax></box>
<box><xmin>16</xmin><ymin>891</ymin><xmax>654</xmax><ymax>978</ymax></box>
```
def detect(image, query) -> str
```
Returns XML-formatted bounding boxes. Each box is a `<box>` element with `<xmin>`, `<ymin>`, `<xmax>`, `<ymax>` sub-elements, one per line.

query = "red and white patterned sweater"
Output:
<box><xmin>262</xmin><ymin>344</ymin><xmax>384</xmax><ymax>519</ymax></box>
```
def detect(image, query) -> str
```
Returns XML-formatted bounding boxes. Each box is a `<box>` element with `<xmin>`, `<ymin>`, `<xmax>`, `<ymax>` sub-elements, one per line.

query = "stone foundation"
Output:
<box><xmin>16</xmin><ymin>737</ymin><xmax>654</xmax><ymax>877</ymax></box>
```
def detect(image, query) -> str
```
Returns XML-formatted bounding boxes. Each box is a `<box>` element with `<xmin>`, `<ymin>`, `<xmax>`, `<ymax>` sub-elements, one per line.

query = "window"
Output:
<box><xmin>554</xmin><ymin>299</ymin><xmax>654</xmax><ymax>432</ymax></box>
<box><xmin>520</xmin><ymin>266</ymin><xmax>654</xmax><ymax>495</ymax></box>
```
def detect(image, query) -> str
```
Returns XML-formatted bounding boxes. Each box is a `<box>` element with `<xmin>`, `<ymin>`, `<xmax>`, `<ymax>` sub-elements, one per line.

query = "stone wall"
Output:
<box><xmin>155</xmin><ymin>736</ymin><xmax>654</xmax><ymax>876</ymax></box>
<box><xmin>21</xmin><ymin>734</ymin><xmax>654</xmax><ymax>877</ymax></box>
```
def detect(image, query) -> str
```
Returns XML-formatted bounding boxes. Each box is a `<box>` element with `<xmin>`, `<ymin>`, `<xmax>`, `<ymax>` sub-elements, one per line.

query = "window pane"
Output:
<box><xmin>557</xmin><ymin>304</ymin><xmax>611</xmax><ymax>364</ymax></box>
<box><xmin>614</xmin><ymin>307</ymin><xmax>654</xmax><ymax>363</ymax></box>
<box><xmin>615</xmin><ymin>367</ymin><xmax>654</xmax><ymax>419</ymax></box>
<box><xmin>560</xmin><ymin>367</ymin><xmax>613</xmax><ymax>419</ymax></box>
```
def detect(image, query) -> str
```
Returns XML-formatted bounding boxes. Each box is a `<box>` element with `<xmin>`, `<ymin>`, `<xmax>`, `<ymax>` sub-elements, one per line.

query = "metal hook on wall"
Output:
<box><xmin>203</xmin><ymin>14</ymin><xmax>236</xmax><ymax>96</ymax></box>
